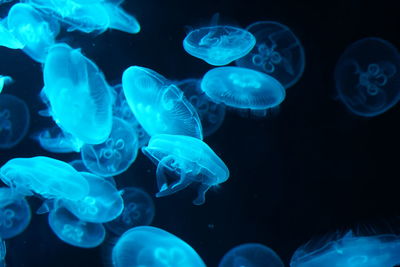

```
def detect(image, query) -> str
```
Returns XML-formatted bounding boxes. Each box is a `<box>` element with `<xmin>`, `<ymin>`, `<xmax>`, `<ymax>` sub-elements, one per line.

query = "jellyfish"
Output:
<box><xmin>33</xmin><ymin>125</ymin><xmax>83</xmax><ymax>153</ymax></box>
<box><xmin>334</xmin><ymin>37</ymin><xmax>400</xmax><ymax>116</ymax></box>
<box><xmin>0</xmin><ymin>94</ymin><xmax>30</xmax><ymax>149</ymax></box>
<box><xmin>0</xmin><ymin>75</ymin><xmax>12</xmax><ymax>94</ymax></box>
<box><xmin>122</xmin><ymin>66</ymin><xmax>203</xmax><ymax>139</ymax></box>
<box><xmin>142</xmin><ymin>134</ymin><xmax>229</xmax><ymax>205</ymax></box>
<box><xmin>106</xmin><ymin>187</ymin><xmax>155</xmax><ymax>236</ymax></box>
<box><xmin>236</xmin><ymin>21</ymin><xmax>305</xmax><ymax>89</ymax></box>
<box><xmin>103</xmin><ymin>2</ymin><xmax>140</xmax><ymax>34</ymax></box>
<box><xmin>112</xmin><ymin>226</ymin><xmax>206</xmax><ymax>267</ymax></box>
<box><xmin>0</xmin><ymin>156</ymin><xmax>89</xmax><ymax>201</ymax></box>
<box><xmin>81</xmin><ymin>117</ymin><xmax>139</xmax><ymax>177</ymax></box>
<box><xmin>68</xmin><ymin>159</ymin><xmax>117</xmax><ymax>186</ymax></box>
<box><xmin>183</xmin><ymin>25</ymin><xmax>256</xmax><ymax>66</ymax></box>
<box><xmin>0</xmin><ymin>18</ymin><xmax>24</xmax><ymax>49</ymax></box>
<box><xmin>0</xmin><ymin>238</ymin><xmax>5</xmax><ymax>262</ymax></box>
<box><xmin>42</xmin><ymin>43</ymin><xmax>113</xmax><ymax>144</ymax></box>
<box><xmin>219</xmin><ymin>243</ymin><xmax>284</xmax><ymax>267</ymax></box>
<box><xmin>48</xmin><ymin>206</ymin><xmax>106</xmax><ymax>248</ymax></box>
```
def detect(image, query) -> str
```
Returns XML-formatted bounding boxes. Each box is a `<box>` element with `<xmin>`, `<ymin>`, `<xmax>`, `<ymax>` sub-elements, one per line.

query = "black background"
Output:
<box><xmin>1</xmin><ymin>0</ymin><xmax>400</xmax><ymax>266</ymax></box>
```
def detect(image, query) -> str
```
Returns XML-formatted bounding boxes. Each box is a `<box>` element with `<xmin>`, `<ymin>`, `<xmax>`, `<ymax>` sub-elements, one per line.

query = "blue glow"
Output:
<box><xmin>0</xmin><ymin>75</ymin><xmax>12</xmax><ymax>94</ymax></box>
<box><xmin>0</xmin><ymin>18</ymin><xmax>24</xmax><ymax>49</ymax></box>
<box><xmin>103</xmin><ymin>2</ymin><xmax>140</xmax><ymax>34</ymax></box>
<box><xmin>34</xmin><ymin>125</ymin><xmax>83</xmax><ymax>153</ymax></box>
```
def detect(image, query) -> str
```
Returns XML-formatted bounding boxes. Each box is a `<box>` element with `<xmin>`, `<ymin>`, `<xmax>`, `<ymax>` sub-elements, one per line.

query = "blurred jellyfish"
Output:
<box><xmin>122</xmin><ymin>66</ymin><xmax>203</xmax><ymax>139</ymax></box>
<box><xmin>112</xmin><ymin>226</ymin><xmax>206</xmax><ymax>267</ymax></box>
<box><xmin>0</xmin><ymin>94</ymin><xmax>30</xmax><ymax>149</ymax></box>
<box><xmin>334</xmin><ymin>37</ymin><xmax>400</xmax><ymax>116</ymax></box>
<box><xmin>0</xmin><ymin>18</ymin><xmax>24</xmax><ymax>49</ymax></box>
<box><xmin>183</xmin><ymin>25</ymin><xmax>256</xmax><ymax>66</ymax></box>
<box><xmin>81</xmin><ymin>117</ymin><xmax>139</xmax><ymax>177</ymax></box>
<box><xmin>219</xmin><ymin>243</ymin><xmax>284</xmax><ymax>267</ymax></box>
<box><xmin>0</xmin><ymin>75</ymin><xmax>12</xmax><ymax>94</ymax></box>
<box><xmin>143</xmin><ymin>134</ymin><xmax>229</xmax><ymax>205</ymax></box>
<box><xmin>48</xmin><ymin>206</ymin><xmax>106</xmax><ymax>248</ymax></box>
<box><xmin>33</xmin><ymin>125</ymin><xmax>83</xmax><ymax>153</ymax></box>
<box><xmin>0</xmin><ymin>238</ymin><xmax>5</xmax><ymax>262</ymax></box>
<box><xmin>0</xmin><ymin>188</ymin><xmax>31</xmax><ymax>239</ymax></box>
<box><xmin>236</xmin><ymin>21</ymin><xmax>305</xmax><ymax>89</ymax></box>
<box><xmin>106</xmin><ymin>187</ymin><xmax>155</xmax><ymax>236</ymax></box>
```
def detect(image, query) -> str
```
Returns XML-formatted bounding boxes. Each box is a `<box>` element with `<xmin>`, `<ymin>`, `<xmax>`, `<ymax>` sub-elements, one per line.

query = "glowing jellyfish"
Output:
<box><xmin>103</xmin><ymin>2</ymin><xmax>140</xmax><ymax>34</ymax></box>
<box><xmin>0</xmin><ymin>94</ymin><xmax>30</xmax><ymax>149</ymax></box>
<box><xmin>176</xmin><ymin>79</ymin><xmax>225</xmax><ymax>137</ymax></box>
<box><xmin>81</xmin><ymin>117</ymin><xmax>139</xmax><ymax>177</ymax></box>
<box><xmin>291</xmin><ymin>231</ymin><xmax>400</xmax><ymax>267</ymax></box>
<box><xmin>0</xmin><ymin>188</ymin><xmax>31</xmax><ymax>239</ymax></box>
<box><xmin>236</xmin><ymin>21</ymin><xmax>305</xmax><ymax>89</ymax></box>
<box><xmin>48</xmin><ymin>206</ymin><xmax>106</xmax><ymax>248</ymax></box>
<box><xmin>0</xmin><ymin>18</ymin><xmax>24</xmax><ymax>49</ymax></box>
<box><xmin>106</xmin><ymin>187</ymin><xmax>155</xmax><ymax>236</ymax></box>
<box><xmin>183</xmin><ymin>25</ymin><xmax>256</xmax><ymax>66</ymax></box>
<box><xmin>112</xmin><ymin>226</ymin><xmax>206</xmax><ymax>267</ymax></box>
<box><xmin>69</xmin><ymin>160</ymin><xmax>117</xmax><ymax>186</ymax></box>
<box><xmin>143</xmin><ymin>134</ymin><xmax>229</xmax><ymax>205</ymax></box>
<box><xmin>122</xmin><ymin>66</ymin><xmax>203</xmax><ymax>139</ymax></box>
<box><xmin>34</xmin><ymin>125</ymin><xmax>83</xmax><ymax>153</ymax></box>
<box><xmin>0</xmin><ymin>156</ymin><xmax>89</xmax><ymax>201</ymax></box>
<box><xmin>42</xmin><ymin>43</ymin><xmax>113</xmax><ymax>144</ymax></box>
<box><xmin>334</xmin><ymin>37</ymin><xmax>400</xmax><ymax>116</ymax></box>
<box><xmin>219</xmin><ymin>243</ymin><xmax>284</xmax><ymax>267</ymax></box>
<box><xmin>0</xmin><ymin>75</ymin><xmax>12</xmax><ymax>94</ymax></box>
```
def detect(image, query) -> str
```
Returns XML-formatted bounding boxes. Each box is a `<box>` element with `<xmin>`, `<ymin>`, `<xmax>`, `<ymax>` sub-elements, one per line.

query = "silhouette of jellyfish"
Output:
<box><xmin>334</xmin><ymin>37</ymin><xmax>400</xmax><ymax>116</ymax></box>
<box><xmin>112</xmin><ymin>226</ymin><xmax>206</xmax><ymax>267</ymax></box>
<box><xmin>183</xmin><ymin>25</ymin><xmax>256</xmax><ymax>66</ymax></box>
<box><xmin>105</xmin><ymin>187</ymin><xmax>155</xmax><ymax>236</ymax></box>
<box><xmin>236</xmin><ymin>21</ymin><xmax>305</xmax><ymax>89</ymax></box>
<box><xmin>0</xmin><ymin>94</ymin><xmax>30</xmax><ymax>149</ymax></box>
<box><xmin>142</xmin><ymin>134</ymin><xmax>229</xmax><ymax>205</ymax></box>
<box><xmin>0</xmin><ymin>75</ymin><xmax>12</xmax><ymax>94</ymax></box>
<box><xmin>0</xmin><ymin>188</ymin><xmax>31</xmax><ymax>239</ymax></box>
<box><xmin>219</xmin><ymin>243</ymin><xmax>284</xmax><ymax>267</ymax></box>
<box><xmin>33</xmin><ymin>125</ymin><xmax>83</xmax><ymax>153</ymax></box>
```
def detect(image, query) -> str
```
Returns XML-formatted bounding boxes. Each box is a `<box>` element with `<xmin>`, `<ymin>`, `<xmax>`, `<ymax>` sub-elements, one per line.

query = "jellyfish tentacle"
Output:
<box><xmin>192</xmin><ymin>183</ymin><xmax>211</xmax><ymax>205</ymax></box>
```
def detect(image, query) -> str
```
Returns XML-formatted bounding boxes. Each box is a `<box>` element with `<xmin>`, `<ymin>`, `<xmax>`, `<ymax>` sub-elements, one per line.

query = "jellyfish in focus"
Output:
<box><xmin>236</xmin><ymin>21</ymin><xmax>305</xmax><ymax>89</ymax></box>
<box><xmin>112</xmin><ymin>226</ymin><xmax>206</xmax><ymax>267</ymax></box>
<box><xmin>0</xmin><ymin>75</ymin><xmax>12</xmax><ymax>94</ymax></box>
<box><xmin>0</xmin><ymin>94</ymin><xmax>30</xmax><ymax>149</ymax></box>
<box><xmin>183</xmin><ymin>25</ymin><xmax>256</xmax><ymax>66</ymax></box>
<box><xmin>219</xmin><ymin>243</ymin><xmax>284</xmax><ymax>267</ymax></box>
<box><xmin>143</xmin><ymin>134</ymin><xmax>229</xmax><ymax>205</ymax></box>
<box><xmin>33</xmin><ymin>125</ymin><xmax>83</xmax><ymax>153</ymax></box>
<box><xmin>106</xmin><ymin>187</ymin><xmax>155</xmax><ymax>236</ymax></box>
<box><xmin>334</xmin><ymin>37</ymin><xmax>400</xmax><ymax>116</ymax></box>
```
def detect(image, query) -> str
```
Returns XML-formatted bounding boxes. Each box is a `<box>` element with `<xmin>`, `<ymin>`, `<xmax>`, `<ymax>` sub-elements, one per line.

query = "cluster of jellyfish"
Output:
<box><xmin>0</xmin><ymin>0</ymin><xmax>400</xmax><ymax>266</ymax></box>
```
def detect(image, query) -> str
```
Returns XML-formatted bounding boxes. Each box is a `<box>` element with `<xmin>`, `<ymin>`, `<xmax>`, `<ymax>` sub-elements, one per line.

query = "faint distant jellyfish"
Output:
<box><xmin>112</xmin><ymin>226</ymin><xmax>206</xmax><ymax>267</ymax></box>
<box><xmin>0</xmin><ymin>188</ymin><xmax>31</xmax><ymax>239</ymax></box>
<box><xmin>0</xmin><ymin>94</ymin><xmax>30</xmax><ymax>149</ymax></box>
<box><xmin>219</xmin><ymin>243</ymin><xmax>284</xmax><ymax>267</ymax></box>
<box><xmin>143</xmin><ymin>134</ymin><xmax>229</xmax><ymax>205</ymax></box>
<box><xmin>236</xmin><ymin>21</ymin><xmax>305</xmax><ymax>89</ymax></box>
<box><xmin>334</xmin><ymin>37</ymin><xmax>400</xmax><ymax>116</ymax></box>
<box><xmin>106</xmin><ymin>187</ymin><xmax>155</xmax><ymax>236</ymax></box>
<box><xmin>183</xmin><ymin>25</ymin><xmax>256</xmax><ymax>66</ymax></box>
<box><xmin>34</xmin><ymin>125</ymin><xmax>83</xmax><ymax>153</ymax></box>
<box><xmin>0</xmin><ymin>75</ymin><xmax>13</xmax><ymax>94</ymax></box>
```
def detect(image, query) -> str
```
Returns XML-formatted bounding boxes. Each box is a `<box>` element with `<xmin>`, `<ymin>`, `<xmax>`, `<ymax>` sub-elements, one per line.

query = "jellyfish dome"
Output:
<box><xmin>112</xmin><ymin>226</ymin><xmax>206</xmax><ymax>267</ymax></box>
<box><xmin>334</xmin><ymin>37</ymin><xmax>400</xmax><ymax>116</ymax></box>
<box><xmin>183</xmin><ymin>25</ymin><xmax>256</xmax><ymax>66</ymax></box>
<box><xmin>142</xmin><ymin>134</ymin><xmax>229</xmax><ymax>205</ymax></box>
<box><xmin>219</xmin><ymin>243</ymin><xmax>284</xmax><ymax>267</ymax></box>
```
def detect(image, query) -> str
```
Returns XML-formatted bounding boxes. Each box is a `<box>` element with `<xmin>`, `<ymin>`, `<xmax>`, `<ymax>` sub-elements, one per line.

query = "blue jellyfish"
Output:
<box><xmin>106</xmin><ymin>187</ymin><xmax>155</xmax><ymax>236</ymax></box>
<box><xmin>0</xmin><ymin>238</ymin><xmax>5</xmax><ymax>261</ymax></box>
<box><xmin>0</xmin><ymin>75</ymin><xmax>12</xmax><ymax>94</ymax></box>
<box><xmin>291</xmin><ymin>231</ymin><xmax>400</xmax><ymax>267</ymax></box>
<box><xmin>33</xmin><ymin>125</ymin><xmax>83</xmax><ymax>153</ymax></box>
<box><xmin>81</xmin><ymin>117</ymin><xmax>139</xmax><ymax>177</ymax></box>
<box><xmin>0</xmin><ymin>156</ymin><xmax>89</xmax><ymax>201</ymax></box>
<box><xmin>142</xmin><ymin>134</ymin><xmax>229</xmax><ymax>205</ymax></box>
<box><xmin>48</xmin><ymin>206</ymin><xmax>106</xmax><ymax>248</ymax></box>
<box><xmin>219</xmin><ymin>243</ymin><xmax>284</xmax><ymax>267</ymax></box>
<box><xmin>103</xmin><ymin>2</ymin><xmax>140</xmax><ymax>34</ymax></box>
<box><xmin>0</xmin><ymin>94</ymin><xmax>30</xmax><ymax>149</ymax></box>
<box><xmin>183</xmin><ymin>25</ymin><xmax>256</xmax><ymax>66</ymax></box>
<box><xmin>42</xmin><ymin>43</ymin><xmax>113</xmax><ymax>144</ymax></box>
<box><xmin>176</xmin><ymin>78</ymin><xmax>225</xmax><ymax>137</ymax></box>
<box><xmin>334</xmin><ymin>37</ymin><xmax>400</xmax><ymax>116</ymax></box>
<box><xmin>0</xmin><ymin>188</ymin><xmax>31</xmax><ymax>239</ymax></box>
<box><xmin>236</xmin><ymin>21</ymin><xmax>305</xmax><ymax>89</ymax></box>
<box><xmin>122</xmin><ymin>66</ymin><xmax>203</xmax><ymax>139</ymax></box>
<box><xmin>112</xmin><ymin>226</ymin><xmax>206</xmax><ymax>267</ymax></box>
<box><xmin>0</xmin><ymin>19</ymin><xmax>24</xmax><ymax>49</ymax></box>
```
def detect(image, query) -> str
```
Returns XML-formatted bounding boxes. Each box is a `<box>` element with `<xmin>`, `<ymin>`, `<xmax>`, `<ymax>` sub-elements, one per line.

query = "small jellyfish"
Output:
<box><xmin>0</xmin><ymin>188</ymin><xmax>31</xmax><ymax>239</ymax></box>
<box><xmin>183</xmin><ymin>25</ymin><xmax>256</xmax><ymax>66</ymax></box>
<box><xmin>219</xmin><ymin>243</ymin><xmax>284</xmax><ymax>267</ymax></box>
<box><xmin>0</xmin><ymin>94</ymin><xmax>30</xmax><ymax>149</ymax></box>
<box><xmin>48</xmin><ymin>206</ymin><xmax>106</xmax><ymax>248</ymax></box>
<box><xmin>33</xmin><ymin>125</ymin><xmax>83</xmax><ymax>153</ymax></box>
<box><xmin>236</xmin><ymin>21</ymin><xmax>305</xmax><ymax>89</ymax></box>
<box><xmin>112</xmin><ymin>226</ymin><xmax>206</xmax><ymax>267</ymax></box>
<box><xmin>334</xmin><ymin>37</ymin><xmax>400</xmax><ymax>116</ymax></box>
<box><xmin>142</xmin><ymin>134</ymin><xmax>229</xmax><ymax>205</ymax></box>
<box><xmin>106</xmin><ymin>187</ymin><xmax>155</xmax><ymax>236</ymax></box>
<box><xmin>0</xmin><ymin>75</ymin><xmax>13</xmax><ymax>94</ymax></box>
